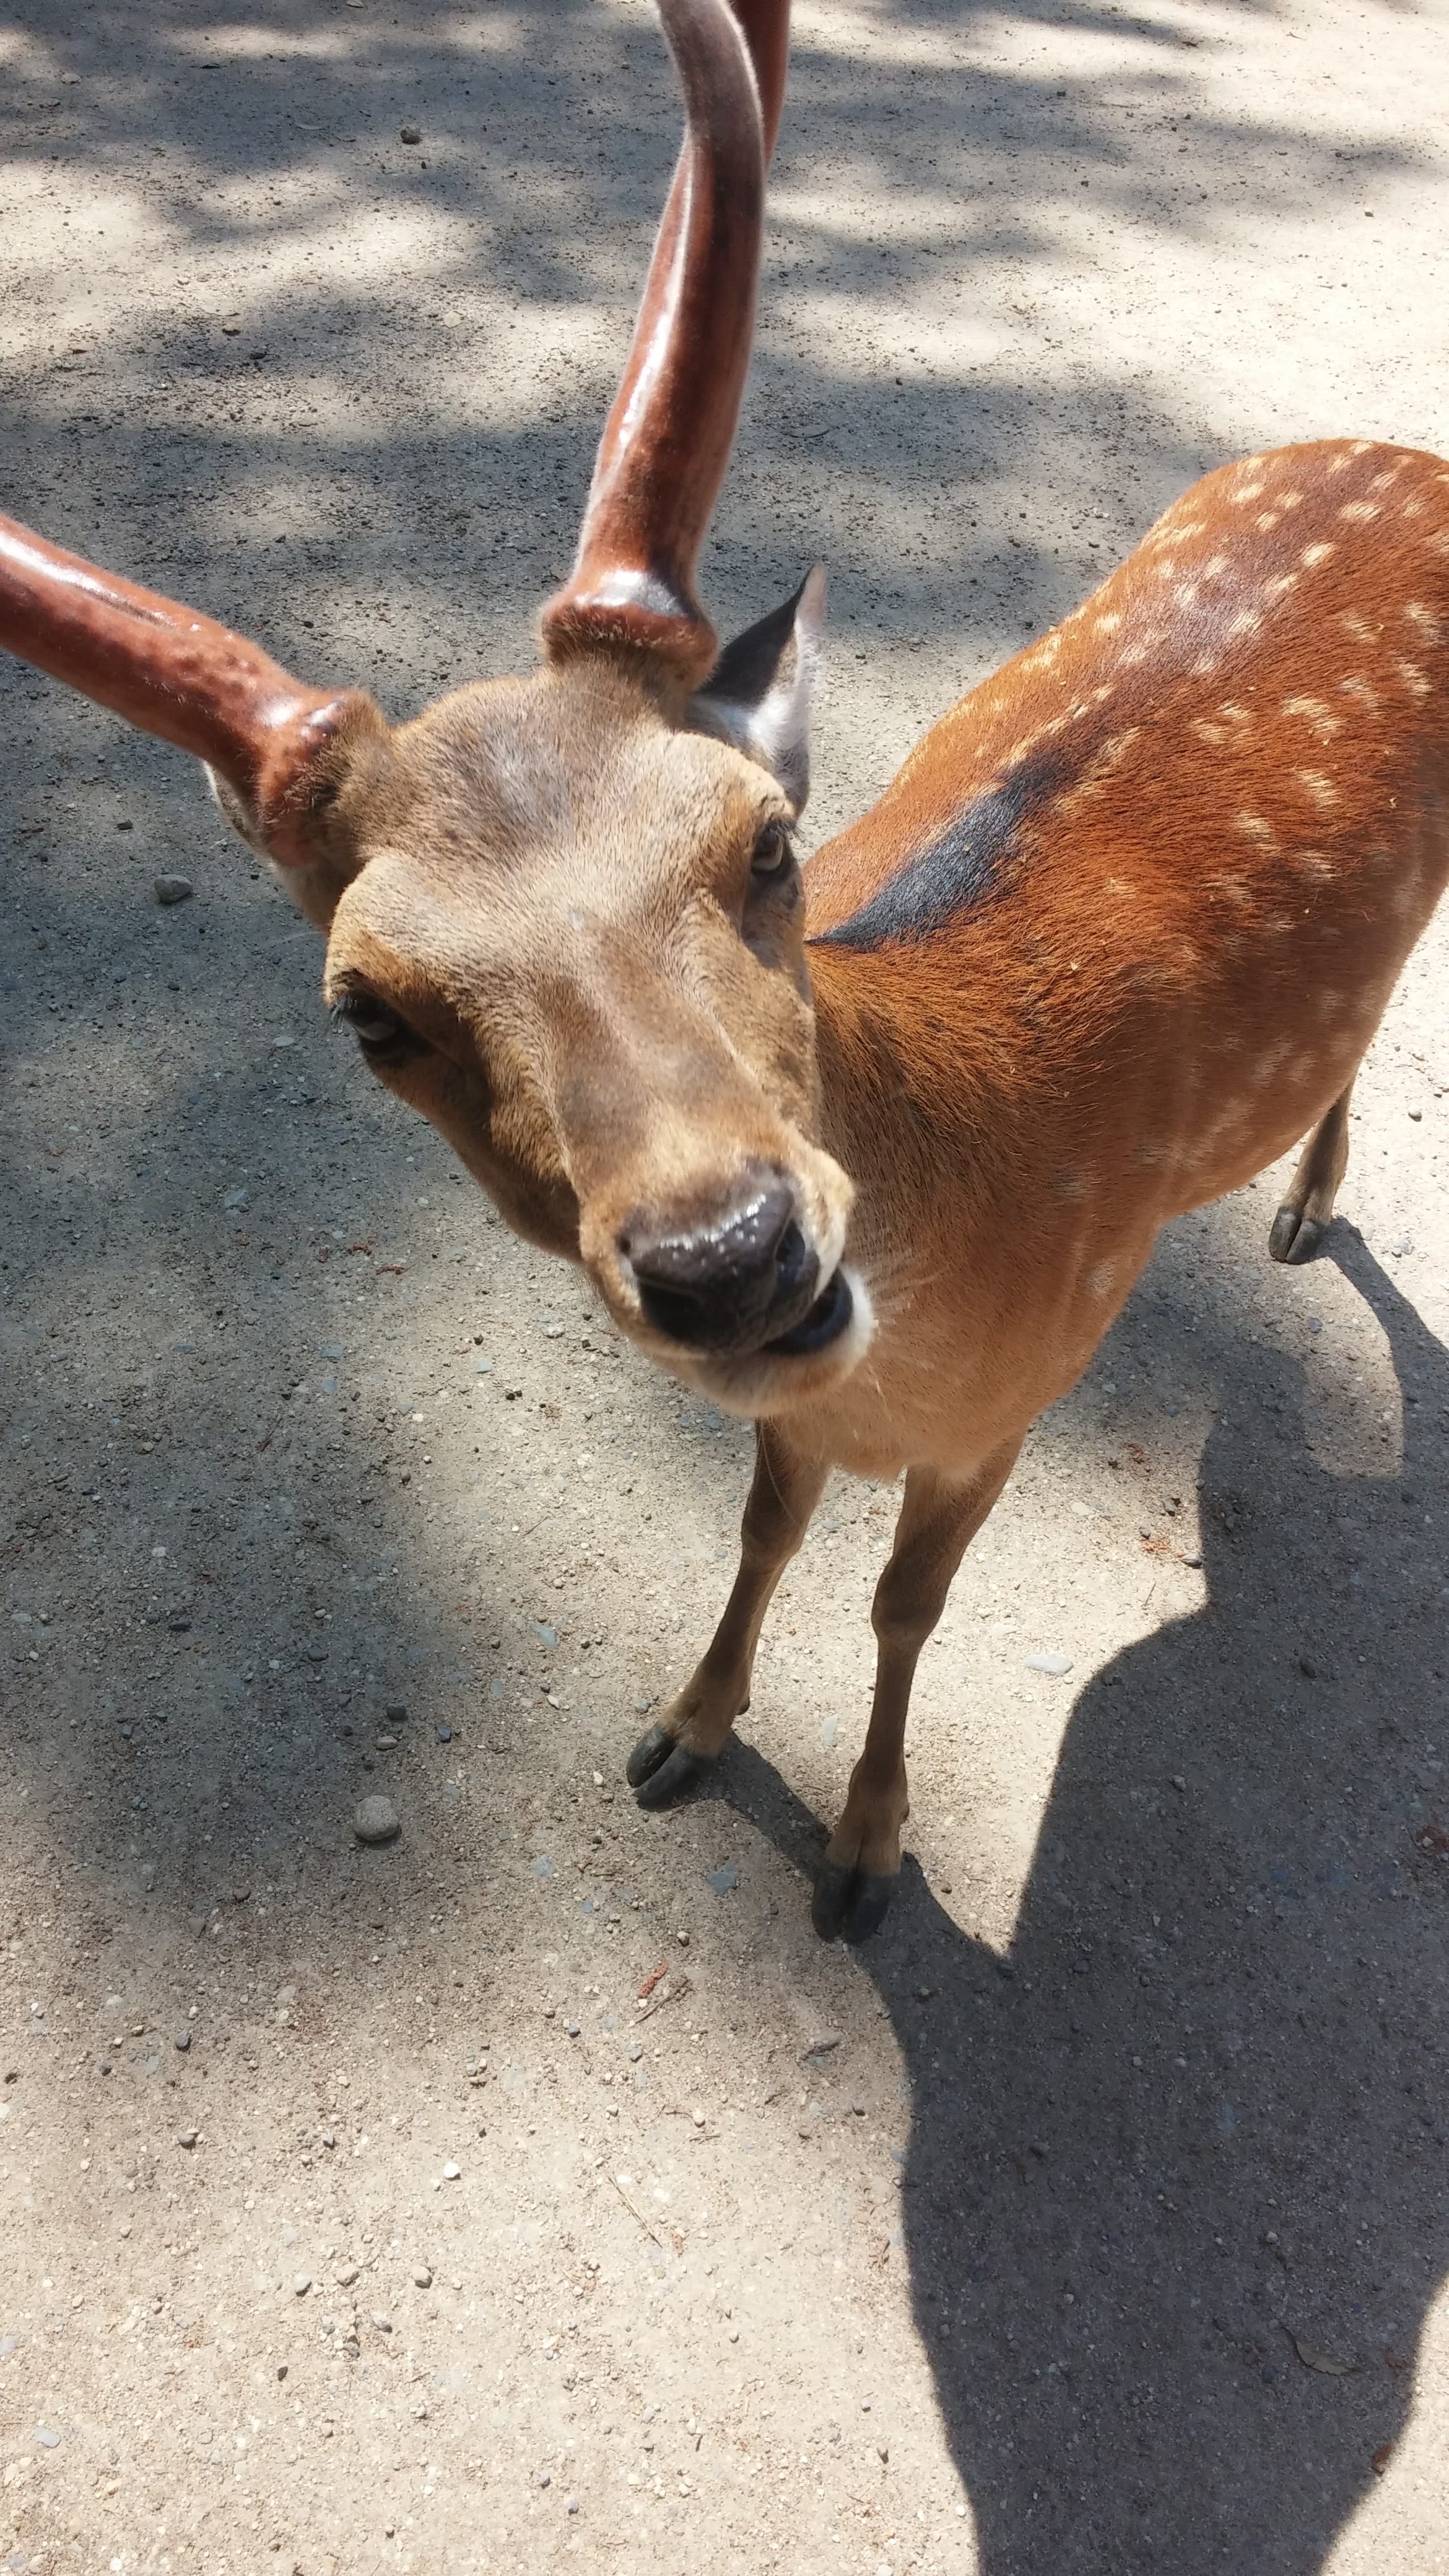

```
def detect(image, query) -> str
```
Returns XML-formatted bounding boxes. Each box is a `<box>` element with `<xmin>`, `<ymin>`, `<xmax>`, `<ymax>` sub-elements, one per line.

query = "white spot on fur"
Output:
<box><xmin>1235</xmin><ymin>811</ymin><xmax>1277</xmax><ymax>845</ymax></box>
<box><xmin>1301</xmin><ymin>542</ymin><xmax>1335</xmax><ymax>567</ymax></box>
<box><xmin>1338</xmin><ymin>500</ymin><xmax>1380</xmax><ymax>523</ymax></box>
<box><xmin>1394</xmin><ymin>660</ymin><xmax>1431</xmax><ymax>699</ymax></box>
<box><xmin>1282</xmin><ymin>695</ymin><xmax>1342</xmax><ymax>740</ymax></box>
<box><xmin>1292</xmin><ymin>848</ymin><xmax>1335</xmax><ymax>882</ymax></box>
<box><xmin>1339</xmin><ymin>674</ymin><xmax>1380</xmax><ymax>710</ymax></box>
<box><xmin>1086</xmin><ymin>1259</ymin><xmax>1116</xmax><ymax>1299</ymax></box>
<box><xmin>1340</xmin><ymin>612</ymin><xmax>1378</xmax><ymax>645</ymax></box>
<box><xmin>1193</xmin><ymin>718</ymin><xmax>1227</xmax><ymax>746</ymax></box>
<box><xmin>1295</xmin><ymin>771</ymin><xmax>1338</xmax><ymax>811</ymax></box>
<box><xmin>1403</xmin><ymin>601</ymin><xmax>1443</xmax><ymax>642</ymax></box>
<box><xmin>1093</xmin><ymin>612</ymin><xmax>1122</xmax><ymax>633</ymax></box>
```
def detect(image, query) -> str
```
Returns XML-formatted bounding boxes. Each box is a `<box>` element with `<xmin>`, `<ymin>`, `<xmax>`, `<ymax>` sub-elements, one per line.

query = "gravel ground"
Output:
<box><xmin>2</xmin><ymin>3</ymin><xmax>1448</xmax><ymax>2572</ymax></box>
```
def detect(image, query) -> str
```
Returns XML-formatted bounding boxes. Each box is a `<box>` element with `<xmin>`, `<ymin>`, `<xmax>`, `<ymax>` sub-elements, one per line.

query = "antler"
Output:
<box><xmin>0</xmin><ymin>513</ymin><xmax>373</xmax><ymax>866</ymax></box>
<box><xmin>541</xmin><ymin>0</ymin><xmax>790</xmax><ymax>687</ymax></box>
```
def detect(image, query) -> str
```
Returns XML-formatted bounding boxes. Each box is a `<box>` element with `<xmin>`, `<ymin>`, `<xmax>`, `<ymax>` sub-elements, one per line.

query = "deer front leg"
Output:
<box><xmin>813</xmin><ymin>1440</ymin><xmax>1022</xmax><ymax>1945</ymax></box>
<box><xmin>628</xmin><ymin>1420</ymin><xmax>828</xmax><ymax>1810</ymax></box>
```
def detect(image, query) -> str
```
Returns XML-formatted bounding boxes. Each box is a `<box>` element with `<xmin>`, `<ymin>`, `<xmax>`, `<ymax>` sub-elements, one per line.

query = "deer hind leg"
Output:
<box><xmin>813</xmin><ymin>1438</ymin><xmax>1022</xmax><ymax>1946</ymax></box>
<box><xmin>628</xmin><ymin>1420</ymin><xmax>828</xmax><ymax>1811</ymax></box>
<box><xmin>1268</xmin><ymin>1079</ymin><xmax>1356</xmax><ymax>1265</ymax></box>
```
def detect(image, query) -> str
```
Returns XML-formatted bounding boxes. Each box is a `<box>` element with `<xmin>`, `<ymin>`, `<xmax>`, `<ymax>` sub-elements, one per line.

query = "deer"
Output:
<box><xmin>2</xmin><ymin>0</ymin><xmax>1447</xmax><ymax>1944</ymax></box>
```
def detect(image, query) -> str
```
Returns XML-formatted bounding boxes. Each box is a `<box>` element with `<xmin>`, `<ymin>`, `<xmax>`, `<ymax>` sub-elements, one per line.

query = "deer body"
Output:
<box><xmin>790</xmin><ymin>440</ymin><xmax>1449</xmax><ymax>1489</ymax></box>
<box><xmin>2</xmin><ymin>0</ymin><xmax>1445</xmax><ymax>1942</ymax></box>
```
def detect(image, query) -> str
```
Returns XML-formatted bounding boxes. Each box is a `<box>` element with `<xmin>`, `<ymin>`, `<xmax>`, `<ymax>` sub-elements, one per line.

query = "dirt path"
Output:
<box><xmin>2</xmin><ymin>3</ymin><xmax>1448</xmax><ymax>2572</ymax></box>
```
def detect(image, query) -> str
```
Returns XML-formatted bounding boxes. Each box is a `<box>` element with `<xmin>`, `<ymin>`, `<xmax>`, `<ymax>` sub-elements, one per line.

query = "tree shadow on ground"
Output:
<box><xmin>704</xmin><ymin>1227</ymin><xmax>1449</xmax><ymax>2575</ymax></box>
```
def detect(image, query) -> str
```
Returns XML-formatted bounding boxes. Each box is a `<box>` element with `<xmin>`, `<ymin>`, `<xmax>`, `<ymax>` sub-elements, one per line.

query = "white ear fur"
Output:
<box><xmin>688</xmin><ymin>565</ymin><xmax>827</xmax><ymax>814</ymax></box>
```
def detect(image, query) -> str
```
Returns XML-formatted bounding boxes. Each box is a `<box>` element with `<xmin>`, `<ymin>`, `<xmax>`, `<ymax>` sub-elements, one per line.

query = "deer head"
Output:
<box><xmin>0</xmin><ymin>0</ymin><xmax>869</xmax><ymax>1418</ymax></box>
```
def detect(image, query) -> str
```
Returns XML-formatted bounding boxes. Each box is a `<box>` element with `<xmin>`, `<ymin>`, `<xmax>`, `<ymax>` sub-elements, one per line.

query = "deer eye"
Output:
<box><xmin>750</xmin><ymin>820</ymin><xmax>794</xmax><ymax>881</ymax></box>
<box><xmin>331</xmin><ymin>990</ymin><xmax>419</xmax><ymax>1056</ymax></box>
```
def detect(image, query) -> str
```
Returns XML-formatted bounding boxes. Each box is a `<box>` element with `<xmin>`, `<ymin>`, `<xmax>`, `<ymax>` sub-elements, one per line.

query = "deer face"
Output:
<box><xmin>0</xmin><ymin>0</ymin><xmax>866</xmax><ymax>1411</ymax></box>
<box><xmin>305</xmin><ymin>648</ymin><xmax>869</xmax><ymax>1416</ymax></box>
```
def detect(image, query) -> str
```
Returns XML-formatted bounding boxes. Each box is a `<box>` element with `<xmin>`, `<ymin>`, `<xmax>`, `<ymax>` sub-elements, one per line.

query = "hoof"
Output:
<box><xmin>626</xmin><ymin>1723</ymin><xmax>716</xmax><ymax>1811</ymax></box>
<box><xmin>1268</xmin><ymin>1206</ymin><xmax>1326</xmax><ymax>1265</ymax></box>
<box><xmin>812</xmin><ymin>1861</ymin><xmax>897</xmax><ymax>1945</ymax></box>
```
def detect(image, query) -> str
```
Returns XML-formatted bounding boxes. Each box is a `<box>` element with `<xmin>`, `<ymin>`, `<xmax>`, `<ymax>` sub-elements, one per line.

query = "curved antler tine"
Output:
<box><xmin>0</xmin><ymin>511</ymin><xmax>376</xmax><ymax>866</ymax></box>
<box><xmin>541</xmin><ymin>0</ymin><xmax>786</xmax><ymax>689</ymax></box>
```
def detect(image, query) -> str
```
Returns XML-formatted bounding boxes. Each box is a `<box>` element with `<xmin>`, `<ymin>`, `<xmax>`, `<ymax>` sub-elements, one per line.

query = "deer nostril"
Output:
<box><xmin>624</xmin><ymin>1175</ymin><xmax>816</xmax><ymax>1354</ymax></box>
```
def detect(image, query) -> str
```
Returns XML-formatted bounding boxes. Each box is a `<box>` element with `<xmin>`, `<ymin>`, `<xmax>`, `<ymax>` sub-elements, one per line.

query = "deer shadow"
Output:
<box><xmin>713</xmin><ymin>1228</ymin><xmax>1449</xmax><ymax>2574</ymax></box>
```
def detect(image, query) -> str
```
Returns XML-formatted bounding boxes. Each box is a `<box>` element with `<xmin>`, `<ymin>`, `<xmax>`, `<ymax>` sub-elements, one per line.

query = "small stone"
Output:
<box><xmin>375</xmin><ymin>1733</ymin><xmax>398</xmax><ymax>1750</ymax></box>
<box><xmin>1025</xmin><ymin>1651</ymin><xmax>1073</xmax><ymax>1676</ymax></box>
<box><xmin>1408</xmin><ymin>1106</ymin><xmax>1422</xmax><ymax>1121</ymax></box>
<box><xmin>293</xmin><ymin>2273</ymin><xmax>311</xmax><ymax>2296</ymax></box>
<box><xmin>565</xmin><ymin>2021</ymin><xmax>580</xmax><ymax>2037</ymax></box>
<box><xmin>36</xmin><ymin>2426</ymin><xmax>61</xmax><ymax>2449</ymax></box>
<box><xmin>173</xmin><ymin>2027</ymin><xmax>191</xmax><ymax>2051</ymax></box>
<box><xmin>154</xmin><ymin>873</ymin><xmax>194</xmax><ymax>905</ymax></box>
<box><xmin>384</xmin><ymin>1702</ymin><xmax>408</xmax><ymax>1722</ymax></box>
<box><xmin>277</xmin><ymin>2362</ymin><xmax>288</xmax><ymax>2379</ymax></box>
<box><xmin>442</xmin><ymin>2160</ymin><xmax>461</xmax><ymax>2180</ymax></box>
<box><xmin>707</xmin><ymin>1862</ymin><xmax>739</xmax><ymax>1895</ymax></box>
<box><xmin>177</xmin><ymin>2128</ymin><xmax>198</xmax><ymax>2149</ymax></box>
<box><xmin>334</xmin><ymin>2265</ymin><xmax>360</xmax><ymax>2287</ymax></box>
<box><xmin>567</xmin><ymin>2495</ymin><xmax>580</xmax><ymax>2514</ymax></box>
<box><xmin>538</xmin><ymin>2471</ymin><xmax>551</xmax><ymax>2488</ymax></box>
<box><xmin>435</xmin><ymin>1723</ymin><xmax>453</xmax><ymax>1744</ymax></box>
<box><xmin>412</xmin><ymin>2264</ymin><xmax>432</xmax><ymax>2288</ymax></box>
<box><xmin>354</xmin><ymin>1795</ymin><xmax>400</xmax><ymax>1845</ymax></box>
<box><xmin>400</xmin><ymin>124</ymin><xmax>422</xmax><ymax>143</ymax></box>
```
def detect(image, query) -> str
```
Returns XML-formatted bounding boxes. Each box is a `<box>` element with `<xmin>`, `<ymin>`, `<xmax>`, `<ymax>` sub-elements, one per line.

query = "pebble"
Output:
<box><xmin>412</xmin><ymin>2264</ymin><xmax>432</xmax><ymax>2289</ymax></box>
<box><xmin>372</xmin><ymin>2312</ymin><xmax>393</xmax><ymax>2333</ymax></box>
<box><xmin>354</xmin><ymin>1795</ymin><xmax>401</xmax><ymax>1845</ymax></box>
<box><xmin>384</xmin><ymin>1703</ymin><xmax>408</xmax><ymax>1723</ymax></box>
<box><xmin>335</xmin><ymin>2265</ymin><xmax>360</xmax><ymax>2287</ymax></box>
<box><xmin>435</xmin><ymin>1723</ymin><xmax>453</xmax><ymax>1744</ymax></box>
<box><xmin>567</xmin><ymin>2496</ymin><xmax>580</xmax><ymax>2514</ymax></box>
<box><xmin>1025</xmin><ymin>1651</ymin><xmax>1073</xmax><ymax>1676</ymax></box>
<box><xmin>36</xmin><ymin>2427</ymin><xmax>60</xmax><ymax>2450</ymax></box>
<box><xmin>442</xmin><ymin>2160</ymin><xmax>461</xmax><ymax>2180</ymax></box>
<box><xmin>173</xmin><ymin>2027</ymin><xmax>191</xmax><ymax>2052</ymax></box>
<box><xmin>154</xmin><ymin>873</ymin><xmax>194</xmax><ymax>905</ymax></box>
<box><xmin>707</xmin><ymin>1862</ymin><xmax>739</xmax><ymax>1895</ymax></box>
<box><xmin>399</xmin><ymin>124</ymin><xmax>422</xmax><ymax>142</ymax></box>
<box><xmin>293</xmin><ymin>2273</ymin><xmax>311</xmax><ymax>2297</ymax></box>
<box><xmin>177</xmin><ymin>2128</ymin><xmax>198</xmax><ymax>2149</ymax></box>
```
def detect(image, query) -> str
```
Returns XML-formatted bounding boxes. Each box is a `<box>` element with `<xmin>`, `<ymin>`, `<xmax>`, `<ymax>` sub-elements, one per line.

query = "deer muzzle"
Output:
<box><xmin>620</xmin><ymin>1165</ymin><xmax>852</xmax><ymax>1359</ymax></box>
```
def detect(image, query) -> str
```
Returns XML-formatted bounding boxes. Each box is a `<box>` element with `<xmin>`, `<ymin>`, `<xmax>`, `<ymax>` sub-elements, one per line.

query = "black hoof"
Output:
<box><xmin>812</xmin><ymin>1861</ymin><xmax>897</xmax><ymax>1945</ymax></box>
<box><xmin>1268</xmin><ymin>1207</ymin><xmax>1326</xmax><ymax>1265</ymax></box>
<box><xmin>627</xmin><ymin>1723</ymin><xmax>716</xmax><ymax>1810</ymax></box>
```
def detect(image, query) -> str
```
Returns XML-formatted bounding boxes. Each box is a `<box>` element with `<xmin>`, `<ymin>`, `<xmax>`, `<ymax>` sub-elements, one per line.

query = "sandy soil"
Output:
<box><xmin>2</xmin><ymin>2</ymin><xmax>1448</xmax><ymax>2572</ymax></box>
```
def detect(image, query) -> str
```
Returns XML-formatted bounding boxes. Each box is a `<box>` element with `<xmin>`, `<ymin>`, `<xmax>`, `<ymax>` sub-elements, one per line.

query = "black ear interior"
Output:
<box><xmin>703</xmin><ymin>573</ymin><xmax>809</xmax><ymax>706</ymax></box>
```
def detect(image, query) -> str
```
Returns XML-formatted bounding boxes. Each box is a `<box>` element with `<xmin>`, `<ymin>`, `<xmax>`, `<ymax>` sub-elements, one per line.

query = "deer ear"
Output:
<box><xmin>687</xmin><ymin>564</ymin><xmax>825</xmax><ymax>814</ymax></box>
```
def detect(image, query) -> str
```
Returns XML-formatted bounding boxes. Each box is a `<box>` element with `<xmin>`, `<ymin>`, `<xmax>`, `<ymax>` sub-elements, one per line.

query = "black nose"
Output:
<box><xmin>623</xmin><ymin>1172</ymin><xmax>818</xmax><ymax>1354</ymax></box>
